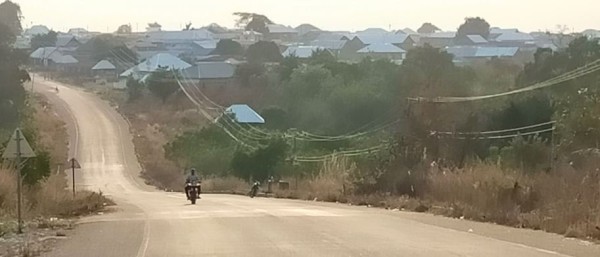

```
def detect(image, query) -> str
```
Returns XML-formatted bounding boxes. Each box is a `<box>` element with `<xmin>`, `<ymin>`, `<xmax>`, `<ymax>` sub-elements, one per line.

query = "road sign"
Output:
<box><xmin>69</xmin><ymin>158</ymin><xmax>81</xmax><ymax>169</ymax></box>
<box><xmin>2</xmin><ymin>128</ymin><xmax>36</xmax><ymax>159</ymax></box>
<box><xmin>69</xmin><ymin>158</ymin><xmax>81</xmax><ymax>197</ymax></box>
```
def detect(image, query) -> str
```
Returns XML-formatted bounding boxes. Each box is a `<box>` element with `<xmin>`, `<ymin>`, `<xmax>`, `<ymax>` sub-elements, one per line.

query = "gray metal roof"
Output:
<box><xmin>354</xmin><ymin>33</ymin><xmax>409</xmax><ymax>45</ymax></box>
<box><xmin>466</xmin><ymin>35</ymin><xmax>488</xmax><ymax>44</ymax></box>
<box><xmin>182</xmin><ymin>62</ymin><xmax>235</xmax><ymax>80</ymax></box>
<box><xmin>446</xmin><ymin>46</ymin><xmax>519</xmax><ymax>58</ymax></box>
<box><xmin>56</xmin><ymin>35</ymin><xmax>78</xmax><ymax>47</ymax></box>
<box><xmin>225</xmin><ymin>104</ymin><xmax>265</xmax><ymax>124</ymax></box>
<box><xmin>310</xmin><ymin>40</ymin><xmax>347</xmax><ymax>50</ymax></box>
<box><xmin>283</xmin><ymin>46</ymin><xmax>327</xmax><ymax>58</ymax></box>
<box><xmin>52</xmin><ymin>55</ymin><xmax>79</xmax><ymax>64</ymax></box>
<box><xmin>422</xmin><ymin>32</ymin><xmax>456</xmax><ymax>38</ymax></box>
<box><xmin>92</xmin><ymin>60</ymin><xmax>117</xmax><ymax>70</ymax></box>
<box><xmin>120</xmin><ymin>53</ymin><xmax>191</xmax><ymax>77</ymax></box>
<box><xmin>30</xmin><ymin>47</ymin><xmax>60</xmax><ymax>59</ymax></box>
<box><xmin>357</xmin><ymin>43</ymin><xmax>406</xmax><ymax>53</ymax></box>
<box><xmin>494</xmin><ymin>32</ymin><xmax>534</xmax><ymax>42</ymax></box>
<box><xmin>193</xmin><ymin>40</ymin><xmax>218</xmax><ymax>49</ymax></box>
<box><xmin>23</xmin><ymin>25</ymin><xmax>50</xmax><ymax>36</ymax></box>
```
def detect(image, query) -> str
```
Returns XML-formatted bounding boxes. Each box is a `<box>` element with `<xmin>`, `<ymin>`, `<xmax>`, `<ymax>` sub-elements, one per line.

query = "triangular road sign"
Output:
<box><xmin>69</xmin><ymin>158</ymin><xmax>81</xmax><ymax>169</ymax></box>
<box><xmin>2</xmin><ymin>128</ymin><xmax>36</xmax><ymax>159</ymax></box>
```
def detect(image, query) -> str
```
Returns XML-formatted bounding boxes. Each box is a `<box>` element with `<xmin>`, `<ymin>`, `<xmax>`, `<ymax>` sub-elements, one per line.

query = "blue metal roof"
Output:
<box><xmin>226</xmin><ymin>105</ymin><xmax>265</xmax><ymax>124</ymax></box>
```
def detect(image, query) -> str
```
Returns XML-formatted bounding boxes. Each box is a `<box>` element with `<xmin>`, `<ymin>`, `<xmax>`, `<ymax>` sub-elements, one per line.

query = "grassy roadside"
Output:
<box><xmin>0</xmin><ymin>94</ymin><xmax>112</xmax><ymax>256</ymax></box>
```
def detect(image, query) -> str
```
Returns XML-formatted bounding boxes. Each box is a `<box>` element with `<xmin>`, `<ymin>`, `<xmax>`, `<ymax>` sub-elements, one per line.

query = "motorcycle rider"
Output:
<box><xmin>185</xmin><ymin>168</ymin><xmax>201</xmax><ymax>200</ymax></box>
<box><xmin>249</xmin><ymin>181</ymin><xmax>260</xmax><ymax>197</ymax></box>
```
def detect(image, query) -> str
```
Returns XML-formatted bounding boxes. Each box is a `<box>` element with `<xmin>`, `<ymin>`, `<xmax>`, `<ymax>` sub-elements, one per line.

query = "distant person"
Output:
<box><xmin>185</xmin><ymin>168</ymin><xmax>201</xmax><ymax>199</ymax></box>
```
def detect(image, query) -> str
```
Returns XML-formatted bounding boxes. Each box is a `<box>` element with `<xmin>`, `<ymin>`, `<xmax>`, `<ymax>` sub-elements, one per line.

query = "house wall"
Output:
<box><xmin>339</xmin><ymin>38</ymin><xmax>366</xmax><ymax>61</ymax></box>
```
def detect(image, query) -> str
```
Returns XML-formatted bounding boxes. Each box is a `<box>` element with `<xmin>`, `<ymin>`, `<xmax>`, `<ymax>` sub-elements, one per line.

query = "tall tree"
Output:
<box><xmin>233</xmin><ymin>12</ymin><xmax>273</xmax><ymax>34</ymax></box>
<box><xmin>417</xmin><ymin>22</ymin><xmax>440</xmax><ymax>34</ymax></box>
<box><xmin>212</xmin><ymin>39</ymin><xmax>244</xmax><ymax>56</ymax></box>
<box><xmin>0</xmin><ymin>22</ymin><xmax>26</xmax><ymax>130</ymax></box>
<box><xmin>246</xmin><ymin>41</ymin><xmax>282</xmax><ymax>63</ymax></box>
<box><xmin>30</xmin><ymin>30</ymin><xmax>57</xmax><ymax>49</ymax></box>
<box><xmin>146</xmin><ymin>69</ymin><xmax>180</xmax><ymax>103</ymax></box>
<box><xmin>0</xmin><ymin>0</ymin><xmax>22</xmax><ymax>35</ymax></box>
<box><xmin>116</xmin><ymin>24</ymin><xmax>132</xmax><ymax>34</ymax></box>
<box><xmin>457</xmin><ymin>17</ymin><xmax>491</xmax><ymax>39</ymax></box>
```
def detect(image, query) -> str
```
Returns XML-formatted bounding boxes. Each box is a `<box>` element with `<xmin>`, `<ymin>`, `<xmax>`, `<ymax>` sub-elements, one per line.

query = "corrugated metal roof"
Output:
<box><xmin>92</xmin><ymin>60</ymin><xmax>117</xmax><ymax>70</ymax></box>
<box><xmin>466</xmin><ymin>35</ymin><xmax>488</xmax><ymax>44</ymax></box>
<box><xmin>354</xmin><ymin>33</ymin><xmax>409</xmax><ymax>45</ymax></box>
<box><xmin>226</xmin><ymin>104</ymin><xmax>265</xmax><ymax>124</ymax></box>
<box><xmin>445</xmin><ymin>46</ymin><xmax>478</xmax><ymax>59</ymax></box>
<box><xmin>267</xmin><ymin>24</ymin><xmax>298</xmax><ymax>34</ymax></box>
<box><xmin>52</xmin><ymin>55</ymin><xmax>79</xmax><ymax>64</ymax></box>
<box><xmin>283</xmin><ymin>46</ymin><xmax>326</xmax><ymax>58</ymax></box>
<box><xmin>56</xmin><ymin>35</ymin><xmax>78</xmax><ymax>47</ymax></box>
<box><xmin>182</xmin><ymin>62</ymin><xmax>235</xmax><ymax>80</ymax></box>
<box><xmin>193</xmin><ymin>40</ymin><xmax>218</xmax><ymax>49</ymax></box>
<box><xmin>120</xmin><ymin>53</ymin><xmax>191</xmax><ymax>77</ymax></box>
<box><xmin>30</xmin><ymin>47</ymin><xmax>60</xmax><ymax>59</ymax></box>
<box><xmin>357</xmin><ymin>43</ymin><xmax>406</xmax><ymax>53</ymax></box>
<box><xmin>494</xmin><ymin>32</ymin><xmax>534</xmax><ymax>42</ymax></box>
<box><xmin>422</xmin><ymin>32</ymin><xmax>456</xmax><ymax>38</ymax></box>
<box><xmin>24</xmin><ymin>25</ymin><xmax>50</xmax><ymax>36</ymax></box>
<box><xmin>309</xmin><ymin>40</ymin><xmax>347</xmax><ymax>50</ymax></box>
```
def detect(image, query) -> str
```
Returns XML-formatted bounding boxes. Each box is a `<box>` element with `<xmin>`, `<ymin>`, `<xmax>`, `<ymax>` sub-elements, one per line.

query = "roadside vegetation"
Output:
<box><xmin>0</xmin><ymin>2</ymin><xmax>111</xmax><ymax>255</ymax></box>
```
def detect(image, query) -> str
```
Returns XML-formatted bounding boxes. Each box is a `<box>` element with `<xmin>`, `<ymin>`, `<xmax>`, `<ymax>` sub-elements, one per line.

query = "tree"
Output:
<box><xmin>233</xmin><ymin>12</ymin><xmax>273</xmax><ymax>34</ymax></box>
<box><xmin>212</xmin><ymin>39</ymin><xmax>244</xmax><ymax>56</ymax></box>
<box><xmin>231</xmin><ymin>138</ymin><xmax>288</xmax><ymax>181</ymax></box>
<box><xmin>126</xmin><ymin>76</ymin><xmax>144</xmax><ymax>102</ymax></box>
<box><xmin>116</xmin><ymin>24</ymin><xmax>132</xmax><ymax>34</ymax></box>
<box><xmin>0</xmin><ymin>22</ymin><xmax>26</xmax><ymax>130</ymax></box>
<box><xmin>457</xmin><ymin>17</ymin><xmax>491</xmax><ymax>39</ymax></box>
<box><xmin>184</xmin><ymin>22</ymin><xmax>192</xmax><ymax>31</ymax></box>
<box><xmin>30</xmin><ymin>30</ymin><xmax>57</xmax><ymax>49</ymax></box>
<box><xmin>235</xmin><ymin>62</ymin><xmax>266</xmax><ymax>87</ymax></box>
<box><xmin>146</xmin><ymin>69</ymin><xmax>180</xmax><ymax>103</ymax></box>
<box><xmin>246</xmin><ymin>41</ymin><xmax>282</xmax><ymax>63</ymax></box>
<box><xmin>0</xmin><ymin>0</ymin><xmax>22</xmax><ymax>35</ymax></box>
<box><xmin>417</xmin><ymin>22</ymin><xmax>440</xmax><ymax>34</ymax></box>
<box><xmin>279</xmin><ymin>55</ymin><xmax>299</xmax><ymax>81</ymax></box>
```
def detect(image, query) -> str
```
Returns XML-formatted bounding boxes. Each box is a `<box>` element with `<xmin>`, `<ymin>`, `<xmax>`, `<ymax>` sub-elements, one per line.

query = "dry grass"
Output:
<box><xmin>202</xmin><ymin>177</ymin><xmax>249</xmax><ymax>194</ymax></box>
<box><xmin>31</xmin><ymin>95</ymin><xmax>69</xmax><ymax>169</ymax></box>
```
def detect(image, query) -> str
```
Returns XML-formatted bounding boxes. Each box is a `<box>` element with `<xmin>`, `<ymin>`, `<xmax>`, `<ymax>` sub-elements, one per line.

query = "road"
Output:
<box><xmin>34</xmin><ymin>79</ymin><xmax>600</xmax><ymax>257</ymax></box>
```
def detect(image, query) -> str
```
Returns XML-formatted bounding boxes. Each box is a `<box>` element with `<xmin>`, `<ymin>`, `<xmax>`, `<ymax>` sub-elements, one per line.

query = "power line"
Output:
<box><xmin>408</xmin><ymin>59</ymin><xmax>600</xmax><ymax>103</ymax></box>
<box><xmin>435</xmin><ymin>121</ymin><xmax>556</xmax><ymax>136</ymax></box>
<box><xmin>441</xmin><ymin>127</ymin><xmax>555</xmax><ymax>140</ymax></box>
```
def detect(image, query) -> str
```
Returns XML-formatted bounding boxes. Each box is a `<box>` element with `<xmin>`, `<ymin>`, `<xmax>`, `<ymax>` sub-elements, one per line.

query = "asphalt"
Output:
<box><xmin>34</xmin><ymin>79</ymin><xmax>600</xmax><ymax>257</ymax></box>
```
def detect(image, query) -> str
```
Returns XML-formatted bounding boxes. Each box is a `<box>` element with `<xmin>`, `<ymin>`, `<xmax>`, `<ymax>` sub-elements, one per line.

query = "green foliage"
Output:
<box><xmin>456</xmin><ymin>17</ymin><xmax>491</xmax><ymax>39</ymax></box>
<box><xmin>231</xmin><ymin>138</ymin><xmax>288</xmax><ymax>181</ymax></box>
<box><xmin>125</xmin><ymin>76</ymin><xmax>144</xmax><ymax>102</ymax></box>
<box><xmin>417</xmin><ymin>22</ymin><xmax>440</xmax><ymax>34</ymax></box>
<box><xmin>212</xmin><ymin>39</ymin><xmax>244</xmax><ymax>56</ymax></box>
<box><xmin>260</xmin><ymin>106</ymin><xmax>289</xmax><ymax>131</ymax></box>
<box><xmin>76</xmin><ymin>35</ymin><xmax>137</xmax><ymax>63</ymax></box>
<box><xmin>116</xmin><ymin>24</ymin><xmax>132</xmax><ymax>34</ymax></box>
<box><xmin>146</xmin><ymin>69</ymin><xmax>179</xmax><ymax>103</ymax></box>
<box><xmin>0</xmin><ymin>0</ymin><xmax>22</xmax><ymax>35</ymax></box>
<box><xmin>165</xmin><ymin>125</ymin><xmax>235</xmax><ymax>176</ymax></box>
<box><xmin>279</xmin><ymin>55</ymin><xmax>299</xmax><ymax>81</ymax></box>
<box><xmin>31</xmin><ymin>30</ymin><xmax>57</xmax><ymax>50</ymax></box>
<box><xmin>246</xmin><ymin>41</ymin><xmax>283</xmax><ymax>63</ymax></box>
<box><xmin>489</xmin><ymin>136</ymin><xmax>550</xmax><ymax>172</ymax></box>
<box><xmin>21</xmin><ymin>150</ymin><xmax>51</xmax><ymax>185</ymax></box>
<box><xmin>234</xmin><ymin>12</ymin><xmax>273</xmax><ymax>34</ymax></box>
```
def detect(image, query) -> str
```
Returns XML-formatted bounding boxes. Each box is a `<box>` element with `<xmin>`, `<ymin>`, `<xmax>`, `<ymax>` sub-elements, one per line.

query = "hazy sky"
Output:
<box><xmin>15</xmin><ymin>0</ymin><xmax>600</xmax><ymax>33</ymax></box>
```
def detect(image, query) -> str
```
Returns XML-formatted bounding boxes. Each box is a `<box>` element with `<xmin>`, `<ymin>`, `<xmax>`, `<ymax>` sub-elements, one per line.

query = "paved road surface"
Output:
<box><xmin>35</xmin><ymin>80</ymin><xmax>599</xmax><ymax>257</ymax></box>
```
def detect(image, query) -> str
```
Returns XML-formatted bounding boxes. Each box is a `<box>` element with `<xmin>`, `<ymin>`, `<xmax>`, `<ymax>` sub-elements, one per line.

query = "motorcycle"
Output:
<box><xmin>249</xmin><ymin>182</ymin><xmax>260</xmax><ymax>198</ymax></box>
<box><xmin>187</xmin><ymin>182</ymin><xmax>201</xmax><ymax>204</ymax></box>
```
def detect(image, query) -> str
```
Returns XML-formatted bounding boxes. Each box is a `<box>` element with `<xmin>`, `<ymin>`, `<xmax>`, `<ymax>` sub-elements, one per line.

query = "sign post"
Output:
<box><xmin>2</xmin><ymin>128</ymin><xmax>36</xmax><ymax>234</ymax></box>
<box><xmin>68</xmin><ymin>158</ymin><xmax>81</xmax><ymax>197</ymax></box>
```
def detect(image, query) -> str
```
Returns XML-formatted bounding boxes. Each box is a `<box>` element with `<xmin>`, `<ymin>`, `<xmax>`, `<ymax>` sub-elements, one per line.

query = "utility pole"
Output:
<box><xmin>15</xmin><ymin>129</ymin><xmax>23</xmax><ymax>234</ymax></box>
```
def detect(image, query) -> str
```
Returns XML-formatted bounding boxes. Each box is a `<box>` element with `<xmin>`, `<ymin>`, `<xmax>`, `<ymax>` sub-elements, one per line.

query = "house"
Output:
<box><xmin>282</xmin><ymin>46</ymin><xmax>331</xmax><ymax>59</ymax></box>
<box><xmin>309</xmin><ymin>40</ymin><xmax>347</xmax><ymax>56</ymax></box>
<box><xmin>357</xmin><ymin>43</ymin><xmax>406</xmax><ymax>61</ymax></box>
<box><xmin>52</xmin><ymin>55</ymin><xmax>79</xmax><ymax>73</ymax></box>
<box><xmin>30</xmin><ymin>47</ymin><xmax>62</xmax><ymax>66</ymax></box>
<box><xmin>339</xmin><ymin>32</ymin><xmax>414</xmax><ymax>61</ymax></box>
<box><xmin>445</xmin><ymin>46</ymin><xmax>522</xmax><ymax>64</ymax></box>
<box><xmin>582</xmin><ymin>29</ymin><xmax>600</xmax><ymax>39</ymax></box>
<box><xmin>266</xmin><ymin>24</ymin><xmax>298</xmax><ymax>42</ymax></box>
<box><xmin>225</xmin><ymin>104</ymin><xmax>265</xmax><ymax>124</ymax></box>
<box><xmin>235</xmin><ymin>31</ymin><xmax>264</xmax><ymax>48</ymax></box>
<box><xmin>146</xmin><ymin>29</ymin><xmax>214</xmax><ymax>43</ymax></box>
<box><xmin>92</xmin><ymin>60</ymin><xmax>118</xmax><ymax>79</ymax></box>
<box><xmin>181</xmin><ymin>62</ymin><xmax>236</xmax><ymax>87</ymax></box>
<box><xmin>23</xmin><ymin>25</ymin><xmax>50</xmax><ymax>37</ymax></box>
<box><xmin>455</xmin><ymin>35</ymin><xmax>489</xmax><ymax>45</ymax></box>
<box><xmin>116</xmin><ymin>53</ymin><xmax>192</xmax><ymax>89</ymax></box>
<box><xmin>56</xmin><ymin>35</ymin><xmax>81</xmax><ymax>50</ymax></box>
<box><xmin>491</xmin><ymin>32</ymin><xmax>535</xmax><ymax>47</ymax></box>
<box><xmin>420</xmin><ymin>32</ymin><xmax>456</xmax><ymax>48</ymax></box>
